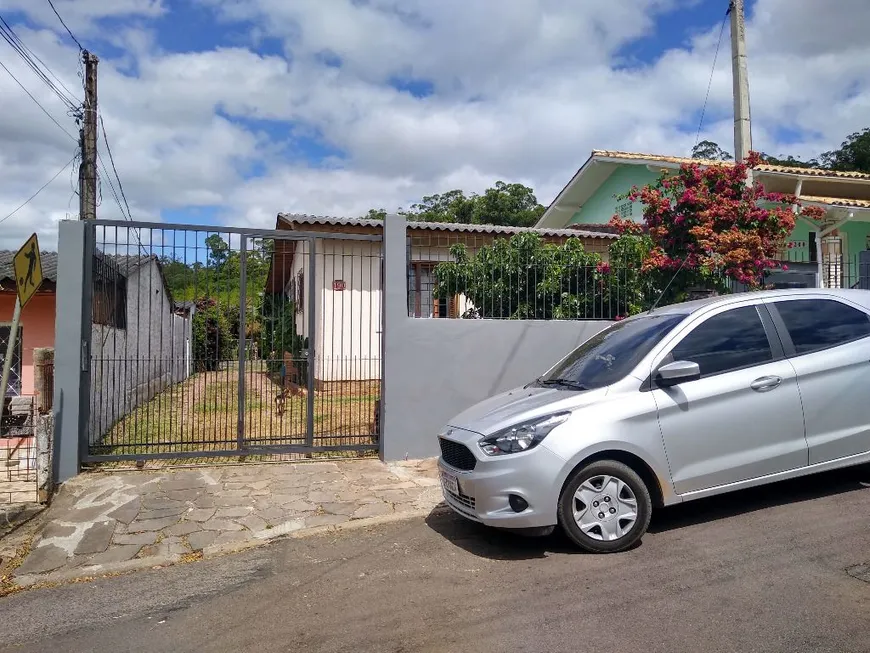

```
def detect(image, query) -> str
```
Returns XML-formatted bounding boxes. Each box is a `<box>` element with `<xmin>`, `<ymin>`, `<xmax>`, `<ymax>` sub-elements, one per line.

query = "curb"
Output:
<box><xmin>10</xmin><ymin>502</ymin><xmax>451</xmax><ymax>590</ymax></box>
<box><xmin>201</xmin><ymin>503</ymin><xmax>451</xmax><ymax>558</ymax></box>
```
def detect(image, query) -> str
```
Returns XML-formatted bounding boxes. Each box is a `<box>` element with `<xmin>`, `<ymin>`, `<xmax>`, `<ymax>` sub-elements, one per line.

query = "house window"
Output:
<box><xmin>408</xmin><ymin>262</ymin><xmax>458</xmax><ymax>318</ymax></box>
<box><xmin>296</xmin><ymin>270</ymin><xmax>304</xmax><ymax>313</ymax></box>
<box><xmin>616</xmin><ymin>201</ymin><xmax>632</xmax><ymax>219</ymax></box>
<box><xmin>0</xmin><ymin>324</ymin><xmax>22</xmax><ymax>396</ymax></box>
<box><xmin>92</xmin><ymin>255</ymin><xmax>127</xmax><ymax>329</ymax></box>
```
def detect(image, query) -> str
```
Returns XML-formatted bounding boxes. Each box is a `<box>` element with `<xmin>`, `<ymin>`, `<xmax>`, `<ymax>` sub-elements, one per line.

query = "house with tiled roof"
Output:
<box><xmin>263</xmin><ymin>214</ymin><xmax>618</xmax><ymax>383</ymax></box>
<box><xmin>1</xmin><ymin>250</ymin><xmax>192</xmax><ymax>434</ymax></box>
<box><xmin>536</xmin><ymin>150</ymin><xmax>870</xmax><ymax>288</ymax></box>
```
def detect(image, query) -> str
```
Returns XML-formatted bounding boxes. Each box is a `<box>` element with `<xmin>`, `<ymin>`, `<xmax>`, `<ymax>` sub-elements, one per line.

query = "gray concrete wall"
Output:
<box><xmin>89</xmin><ymin>261</ymin><xmax>190</xmax><ymax>444</ymax></box>
<box><xmin>382</xmin><ymin>318</ymin><xmax>609</xmax><ymax>460</ymax></box>
<box><xmin>380</xmin><ymin>214</ymin><xmax>611</xmax><ymax>460</ymax></box>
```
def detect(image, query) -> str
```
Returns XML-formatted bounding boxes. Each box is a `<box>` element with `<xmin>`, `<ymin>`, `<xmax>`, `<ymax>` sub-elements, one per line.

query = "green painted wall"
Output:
<box><xmin>787</xmin><ymin>220</ymin><xmax>813</xmax><ymax>262</ymax></box>
<box><xmin>567</xmin><ymin>166</ymin><xmax>660</xmax><ymax>225</ymax></box>
<box><xmin>837</xmin><ymin>221</ymin><xmax>870</xmax><ymax>260</ymax></box>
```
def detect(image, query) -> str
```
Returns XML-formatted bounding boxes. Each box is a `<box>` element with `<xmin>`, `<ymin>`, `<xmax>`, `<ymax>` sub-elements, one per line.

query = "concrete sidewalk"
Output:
<box><xmin>11</xmin><ymin>458</ymin><xmax>443</xmax><ymax>587</ymax></box>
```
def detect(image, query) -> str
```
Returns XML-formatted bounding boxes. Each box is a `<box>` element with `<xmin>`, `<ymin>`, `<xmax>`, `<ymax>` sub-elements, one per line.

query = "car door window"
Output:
<box><xmin>773</xmin><ymin>299</ymin><xmax>870</xmax><ymax>355</ymax></box>
<box><xmin>670</xmin><ymin>306</ymin><xmax>773</xmax><ymax>377</ymax></box>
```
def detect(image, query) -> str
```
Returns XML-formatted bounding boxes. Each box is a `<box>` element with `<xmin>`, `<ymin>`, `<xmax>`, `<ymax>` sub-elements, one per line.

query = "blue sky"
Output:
<box><xmin>0</xmin><ymin>0</ymin><xmax>866</xmax><ymax>244</ymax></box>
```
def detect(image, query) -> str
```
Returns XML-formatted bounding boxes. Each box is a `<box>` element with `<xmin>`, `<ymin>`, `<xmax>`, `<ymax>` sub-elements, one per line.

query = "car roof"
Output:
<box><xmin>643</xmin><ymin>288</ymin><xmax>870</xmax><ymax>318</ymax></box>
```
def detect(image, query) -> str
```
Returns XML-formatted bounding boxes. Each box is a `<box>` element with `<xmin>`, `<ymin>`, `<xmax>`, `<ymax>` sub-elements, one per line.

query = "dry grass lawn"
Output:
<box><xmin>94</xmin><ymin>367</ymin><xmax>379</xmax><ymax>458</ymax></box>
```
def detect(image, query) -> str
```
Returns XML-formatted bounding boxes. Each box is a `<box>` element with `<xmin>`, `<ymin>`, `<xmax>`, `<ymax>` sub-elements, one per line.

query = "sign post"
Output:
<box><xmin>0</xmin><ymin>233</ymin><xmax>43</xmax><ymax>428</ymax></box>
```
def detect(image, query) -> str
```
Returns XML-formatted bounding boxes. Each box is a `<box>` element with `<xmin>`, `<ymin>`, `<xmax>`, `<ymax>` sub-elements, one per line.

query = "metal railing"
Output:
<box><xmin>84</xmin><ymin>221</ymin><xmax>383</xmax><ymax>462</ymax></box>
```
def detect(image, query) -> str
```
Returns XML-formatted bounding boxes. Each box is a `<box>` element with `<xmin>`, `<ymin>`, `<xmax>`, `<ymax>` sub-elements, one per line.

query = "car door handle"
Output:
<box><xmin>750</xmin><ymin>376</ymin><xmax>782</xmax><ymax>392</ymax></box>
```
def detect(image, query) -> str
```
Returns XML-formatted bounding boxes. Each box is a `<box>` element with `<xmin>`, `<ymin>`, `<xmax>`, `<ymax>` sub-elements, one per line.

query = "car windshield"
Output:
<box><xmin>535</xmin><ymin>313</ymin><xmax>686</xmax><ymax>390</ymax></box>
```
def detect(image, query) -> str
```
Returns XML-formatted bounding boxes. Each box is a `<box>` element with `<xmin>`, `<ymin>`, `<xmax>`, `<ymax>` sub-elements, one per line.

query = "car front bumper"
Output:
<box><xmin>437</xmin><ymin>431</ymin><xmax>566</xmax><ymax>529</ymax></box>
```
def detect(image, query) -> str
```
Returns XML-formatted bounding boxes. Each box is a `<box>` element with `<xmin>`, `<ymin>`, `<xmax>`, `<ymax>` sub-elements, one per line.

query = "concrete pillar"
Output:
<box><xmin>33</xmin><ymin>347</ymin><xmax>54</xmax><ymax>501</ymax></box>
<box><xmin>52</xmin><ymin>220</ymin><xmax>94</xmax><ymax>483</ymax></box>
<box><xmin>380</xmin><ymin>214</ymin><xmax>408</xmax><ymax>461</ymax></box>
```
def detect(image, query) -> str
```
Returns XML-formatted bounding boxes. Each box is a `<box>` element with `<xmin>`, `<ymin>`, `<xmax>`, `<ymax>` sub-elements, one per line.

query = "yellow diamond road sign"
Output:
<box><xmin>13</xmin><ymin>233</ymin><xmax>43</xmax><ymax>308</ymax></box>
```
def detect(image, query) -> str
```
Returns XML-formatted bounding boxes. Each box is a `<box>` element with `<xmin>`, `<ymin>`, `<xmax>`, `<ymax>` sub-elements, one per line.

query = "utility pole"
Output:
<box><xmin>79</xmin><ymin>50</ymin><xmax>98</xmax><ymax>220</ymax></box>
<box><xmin>730</xmin><ymin>0</ymin><xmax>752</xmax><ymax>164</ymax></box>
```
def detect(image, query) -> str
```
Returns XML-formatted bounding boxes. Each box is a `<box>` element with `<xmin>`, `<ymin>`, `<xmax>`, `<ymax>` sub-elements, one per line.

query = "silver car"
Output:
<box><xmin>437</xmin><ymin>288</ymin><xmax>870</xmax><ymax>553</ymax></box>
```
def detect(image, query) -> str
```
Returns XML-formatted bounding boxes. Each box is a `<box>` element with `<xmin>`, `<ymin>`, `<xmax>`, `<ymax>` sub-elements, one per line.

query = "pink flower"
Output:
<box><xmin>782</xmin><ymin>264</ymin><xmax>789</xmax><ymax>271</ymax></box>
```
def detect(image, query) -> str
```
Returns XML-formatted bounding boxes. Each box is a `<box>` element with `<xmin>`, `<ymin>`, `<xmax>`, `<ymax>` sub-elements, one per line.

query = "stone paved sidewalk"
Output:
<box><xmin>12</xmin><ymin>458</ymin><xmax>442</xmax><ymax>587</ymax></box>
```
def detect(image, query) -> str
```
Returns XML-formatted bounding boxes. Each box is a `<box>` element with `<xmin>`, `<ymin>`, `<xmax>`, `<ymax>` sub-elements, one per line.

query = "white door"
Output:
<box><xmin>652</xmin><ymin>304</ymin><xmax>808</xmax><ymax>495</ymax></box>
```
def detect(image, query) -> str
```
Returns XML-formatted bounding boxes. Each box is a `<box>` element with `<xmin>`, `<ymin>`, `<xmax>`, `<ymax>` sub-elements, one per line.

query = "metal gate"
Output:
<box><xmin>82</xmin><ymin>220</ymin><xmax>383</xmax><ymax>463</ymax></box>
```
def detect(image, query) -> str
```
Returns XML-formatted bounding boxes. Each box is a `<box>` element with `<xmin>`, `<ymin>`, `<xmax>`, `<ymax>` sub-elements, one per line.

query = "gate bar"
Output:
<box><xmin>237</xmin><ymin>235</ymin><xmax>247</xmax><ymax>449</ymax></box>
<box><xmin>306</xmin><ymin>236</ymin><xmax>316</xmax><ymax>448</ymax></box>
<box><xmin>92</xmin><ymin>219</ymin><xmax>382</xmax><ymax>242</ymax></box>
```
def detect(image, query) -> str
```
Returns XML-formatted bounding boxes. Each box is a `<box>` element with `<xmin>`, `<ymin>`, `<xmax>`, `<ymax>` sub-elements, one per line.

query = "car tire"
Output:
<box><xmin>557</xmin><ymin>460</ymin><xmax>652</xmax><ymax>553</ymax></box>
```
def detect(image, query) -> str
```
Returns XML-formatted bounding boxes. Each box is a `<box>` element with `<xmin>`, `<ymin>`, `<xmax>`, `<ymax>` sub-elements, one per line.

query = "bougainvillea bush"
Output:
<box><xmin>608</xmin><ymin>151</ymin><xmax>825</xmax><ymax>310</ymax></box>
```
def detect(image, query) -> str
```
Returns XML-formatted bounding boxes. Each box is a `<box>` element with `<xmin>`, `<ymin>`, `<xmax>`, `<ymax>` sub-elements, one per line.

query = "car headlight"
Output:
<box><xmin>478</xmin><ymin>413</ymin><xmax>570</xmax><ymax>456</ymax></box>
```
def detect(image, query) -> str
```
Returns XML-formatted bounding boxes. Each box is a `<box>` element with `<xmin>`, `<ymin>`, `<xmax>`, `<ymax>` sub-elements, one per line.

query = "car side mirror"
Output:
<box><xmin>655</xmin><ymin>360</ymin><xmax>701</xmax><ymax>387</ymax></box>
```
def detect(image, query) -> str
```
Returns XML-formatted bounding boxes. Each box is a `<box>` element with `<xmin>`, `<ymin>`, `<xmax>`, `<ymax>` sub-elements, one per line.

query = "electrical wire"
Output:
<box><xmin>99</xmin><ymin>116</ymin><xmax>147</xmax><ymax>253</ymax></box>
<box><xmin>0</xmin><ymin>15</ymin><xmax>80</xmax><ymax>113</ymax></box>
<box><xmin>46</xmin><ymin>0</ymin><xmax>84</xmax><ymax>51</ymax></box>
<box><xmin>0</xmin><ymin>154</ymin><xmax>77</xmax><ymax>225</ymax></box>
<box><xmin>0</xmin><ymin>57</ymin><xmax>77</xmax><ymax>141</ymax></box>
<box><xmin>693</xmin><ymin>4</ymin><xmax>731</xmax><ymax>150</ymax></box>
<box><xmin>99</xmin><ymin>115</ymin><xmax>134</xmax><ymax>222</ymax></box>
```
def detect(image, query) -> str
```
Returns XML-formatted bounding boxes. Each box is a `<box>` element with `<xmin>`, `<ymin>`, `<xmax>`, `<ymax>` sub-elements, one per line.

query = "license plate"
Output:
<box><xmin>440</xmin><ymin>470</ymin><xmax>459</xmax><ymax>495</ymax></box>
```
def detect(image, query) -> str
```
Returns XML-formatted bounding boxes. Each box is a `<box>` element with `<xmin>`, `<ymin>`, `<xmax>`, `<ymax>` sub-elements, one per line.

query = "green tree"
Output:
<box><xmin>692</xmin><ymin>140</ymin><xmax>733</xmax><ymax>161</ymax></box>
<box><xmin>367</xmin><ymin>181</ymin><xmax>547</xmax><ymax>227</ymax></box>
<box><xmin>191</xmin><ymin>297</ymin><xmax>236</xmax><ymax>372</ymax></box>
<box><xmin>406</xmin><ymin>189</ymin><xmax>476</xmax><ymax>223</ymax></box>
<box><xmin>363</xmin><ymin>208</ymin><xmax>387</xmax><ymax>220</ymax></box>
<box><xmin>820</xmin><ymin>127</ymin><xmax>870</xmax><ymax>173</ymax></box>
<box><xmin>205</xmin><ymin>234</ymin><xmax>230</xmax><ymax>268</ymax></box>
<box><xmin>760</xmin><ymin>153</ymin><xmax>818</xmax><ymax>168</ymax></box>
<box><xmin>472</xmin><ymin>181</ymin><xmax>546</xmax><ymax>227</ymax></box>
<box><xmin>433</xmin><ymin>232</ymin><xmax>618</xmax><ymax>319</ymax></box>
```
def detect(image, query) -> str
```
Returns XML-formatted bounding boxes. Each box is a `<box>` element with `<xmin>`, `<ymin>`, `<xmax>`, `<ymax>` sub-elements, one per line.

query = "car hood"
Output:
<box><xmin>446</xmin><ymin>384</ymin><xmax>607</xmax><ymax>436</ymax></box>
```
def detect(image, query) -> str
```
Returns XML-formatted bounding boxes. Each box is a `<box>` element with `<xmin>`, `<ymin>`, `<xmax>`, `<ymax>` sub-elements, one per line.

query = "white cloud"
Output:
<box><xmin>0</xmin><ymin>0</ymin><xmax>868</xmax><ymax>251</ymax></box>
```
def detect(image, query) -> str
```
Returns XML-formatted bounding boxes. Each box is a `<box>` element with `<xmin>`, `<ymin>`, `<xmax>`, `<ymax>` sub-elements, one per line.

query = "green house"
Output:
<box><xmin>536</xmin><ymin>150</ymin><xmax>870</xmax><ymax>288</ymax></box>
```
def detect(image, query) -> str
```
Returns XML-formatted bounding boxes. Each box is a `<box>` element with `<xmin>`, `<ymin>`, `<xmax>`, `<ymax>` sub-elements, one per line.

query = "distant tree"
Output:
<box><xmin>363</xmin><ymin>208</ymin><xmax>387</xmax><ymax>220</ymax></box>
<box><xmin>759</xmin><ymin>153</ymin><xmax>819</xmax><ymax>168</ymax></box>
<box><xmin>471</xmin><ymin>181</ymin><xmax>546</xmax><ymax>227</ymax></box>
<box><xmin>406</xmin><ymin>189</ymin><xmax>476</xmax><ymax>224</ymax></box>
<box><xmin>369</xmin><ymin>182</ymin><xmax>546</xmax><ymax>227</ymax></box>
<box><xmin>820</xmin><ymin>127</ymin><xmax>870</xmax><ymax>173</ymax></box>
<box><xmin>692</xmin><ymin>140</ymin><xmax>733</xmax><ymax>161</ymax></box>
<box><xmin>204</xmin><ymin>234</ymin><xmax>229</xmax><ymax>268</ymax></box>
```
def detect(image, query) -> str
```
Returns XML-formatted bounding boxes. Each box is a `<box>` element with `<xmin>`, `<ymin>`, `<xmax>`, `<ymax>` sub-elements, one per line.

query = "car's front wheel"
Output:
<box><xmin>557</xmin><ymin>460</ymin><xmax>652</xmax><ymax>553</ymax></box>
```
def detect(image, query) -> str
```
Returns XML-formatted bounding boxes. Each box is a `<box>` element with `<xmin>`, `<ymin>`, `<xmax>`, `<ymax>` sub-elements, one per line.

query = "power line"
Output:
<box><xmin>99</xmin><ymin>115</ymin><xmax>146</xmax><ymax>253</ymax></box>
<box><xmin>693</xmin><ymin>4</ymin><xmax>731</xmax><ymax>149</ymax></box>
<box><xmin>46</xmin><ymin>0</ymin><xmax>83</xmax><ymax>51</ymax></box>
<box><xmin>99</xmin><ymin>115</ymin><xmax>134</xmax><ymax>221</ymax></box>
<box><xmin>0</xmin><ymin>14</ymin><xmax>80</xmax><ymax>113</ymax></box>
<box><xmin>98</xmin><ymin>155</ymin><xmax>128</xmax><ymax>220</ymax></box>
<box><xmin>0</xmin><ymin>57</ymin><xmax>77</xmax><ymax>141</ymax></box>
<box><xmin>0</xmin><ymin>154</ymin><xmax>77</xmax><ymax>225</ymax></box>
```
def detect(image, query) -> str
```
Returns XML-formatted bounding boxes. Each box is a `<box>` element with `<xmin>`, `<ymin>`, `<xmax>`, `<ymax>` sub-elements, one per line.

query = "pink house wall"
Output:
<box><xmin>0</xmin><ymin>292</ymin><xmax>55</xmax><ymax>396</ymax></box>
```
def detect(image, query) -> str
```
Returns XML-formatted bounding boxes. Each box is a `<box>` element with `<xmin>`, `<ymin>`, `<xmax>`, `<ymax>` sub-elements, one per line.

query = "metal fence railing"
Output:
<box><xmin>1</xmin><ymin>394</ymin><xmax>36</xmax><ymax>503</ymax></box>
<box><xmin>84</xmin><ymin>221</ymin><xmax>383</xmax><ymax>463</ymax></box>
<box><xmin>406</xmin><ymin>231</ymin><xmax>653</xmax><ymax>321</ymax></box>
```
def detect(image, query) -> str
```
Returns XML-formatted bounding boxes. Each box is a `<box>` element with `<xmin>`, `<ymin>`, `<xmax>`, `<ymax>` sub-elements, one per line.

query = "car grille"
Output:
<box><xmin>439</xmin><ymin>437</ymin><xmax>477</xmax><ymax>471</ymax></box>
<box><xmin>444</xmin><ymin>487</ymin><xmax>476</xmax><ymax>512</ymax></box>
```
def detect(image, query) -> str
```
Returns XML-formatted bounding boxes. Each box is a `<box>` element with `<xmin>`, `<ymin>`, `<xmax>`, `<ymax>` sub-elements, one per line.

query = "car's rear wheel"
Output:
<box><xmin>557</xmin><ymin>460</ymin><xmax>652</xmax><ymax>553</ymax></box>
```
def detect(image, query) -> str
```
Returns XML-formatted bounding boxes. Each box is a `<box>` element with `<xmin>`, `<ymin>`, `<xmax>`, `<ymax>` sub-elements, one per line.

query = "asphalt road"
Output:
<box><xmin>3</xmin><ymin>466</ymin><xmax>870</xmax><ymax>653</ymax></box>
